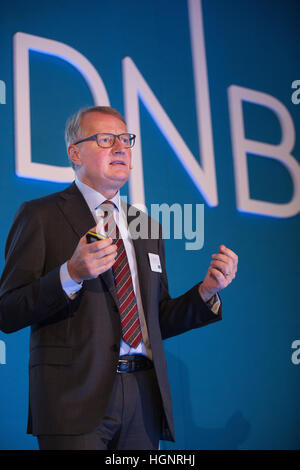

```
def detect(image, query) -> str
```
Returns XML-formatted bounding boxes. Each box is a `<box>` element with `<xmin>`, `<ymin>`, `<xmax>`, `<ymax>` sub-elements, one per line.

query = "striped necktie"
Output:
<box><xmin>100</xmin><ymin>200</ymin><xmax>142</xmax><ymax>349</ymax></box>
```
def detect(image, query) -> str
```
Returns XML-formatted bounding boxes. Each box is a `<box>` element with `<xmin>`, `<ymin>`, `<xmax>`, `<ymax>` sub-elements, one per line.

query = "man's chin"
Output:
<box><xmin>108</xmin><ymin>171</ymin><xmax>130</xmax><ymax>188</ymax></box>
<box><xmin>109</xmin><ymin>168</ymin><xmax>130</xmax><ymax>182</ymax></box>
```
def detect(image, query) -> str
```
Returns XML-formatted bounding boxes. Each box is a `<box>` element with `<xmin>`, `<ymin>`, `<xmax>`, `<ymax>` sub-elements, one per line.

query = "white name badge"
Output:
<box><xmin>148</xmin><ymin>253</ymin><xmax>162</xmax><ymax>273</ymax></box>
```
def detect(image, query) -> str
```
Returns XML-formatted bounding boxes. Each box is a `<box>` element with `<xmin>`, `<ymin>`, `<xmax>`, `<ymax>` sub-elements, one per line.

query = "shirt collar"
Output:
<box><xmin>75</xmin><ymin>177</ymin><xmax>120</xmax><ymax>213</ymax></box>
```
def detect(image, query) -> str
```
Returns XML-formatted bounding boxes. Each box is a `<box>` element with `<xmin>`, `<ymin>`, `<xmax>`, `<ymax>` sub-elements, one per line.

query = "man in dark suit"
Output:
<box><xmin>0</xmin><ymin>106</ymin><xmax>238</xmax><ymax>450</ymax></box>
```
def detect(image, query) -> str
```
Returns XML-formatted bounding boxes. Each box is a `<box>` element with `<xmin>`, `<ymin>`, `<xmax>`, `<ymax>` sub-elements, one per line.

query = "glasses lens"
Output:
<box><xmin>97</xmin><ymin>134</ymin><xmax>115</xmax><ymax>147</ymax></box>
<box><xmin>119</xmin><ymin>133</ymin><xmax>135</xmax><ymax>148</ymax></box>
<box><xmin>96</xmin><ymin>133</ymin><xmax>136</xmax><ymax>148</ymax></box>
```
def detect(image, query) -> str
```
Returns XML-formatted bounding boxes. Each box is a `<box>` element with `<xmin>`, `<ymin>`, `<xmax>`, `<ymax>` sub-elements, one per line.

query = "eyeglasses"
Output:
<box><xmin>73</xmin><ymin>133</ymin><xmax>136</xmax><ymax>148</ymax></box>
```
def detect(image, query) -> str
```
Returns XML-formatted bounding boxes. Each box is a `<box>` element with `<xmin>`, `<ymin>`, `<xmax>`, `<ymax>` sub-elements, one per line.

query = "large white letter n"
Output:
<box><xmin>123</xmin><ymin>0</ymin><xmax>218</xmax><ymax>208</ymax></box>
<box><xmin>228</xmin><ymin>85</ymin><xmax>300</xmax><ymax>218</ymax></box>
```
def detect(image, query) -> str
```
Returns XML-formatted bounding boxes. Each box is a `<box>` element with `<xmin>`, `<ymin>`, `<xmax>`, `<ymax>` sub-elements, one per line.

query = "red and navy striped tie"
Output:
<box><xmin>101</xmin><ymin>201</ymin><xmax>142</xmax><ymax>349</ymax></box>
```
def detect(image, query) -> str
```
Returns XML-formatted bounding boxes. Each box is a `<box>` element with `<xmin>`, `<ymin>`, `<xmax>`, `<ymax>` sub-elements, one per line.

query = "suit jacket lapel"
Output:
<box><xmin>58</xmin><ymin>182</ymin><xmax>95</xmax><ymax>238</ymax></box>
<box><xmin>58</xmin><ymin>182</ymin><xmax>119</xmax><ymax>307</ymax></box>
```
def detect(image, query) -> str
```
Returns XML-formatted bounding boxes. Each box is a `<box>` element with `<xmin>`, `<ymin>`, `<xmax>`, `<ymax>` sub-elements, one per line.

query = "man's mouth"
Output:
<box><xmin>110</xmin><ymin>160</ymin><xmax>126</xmax><ymax>166</ymax></box>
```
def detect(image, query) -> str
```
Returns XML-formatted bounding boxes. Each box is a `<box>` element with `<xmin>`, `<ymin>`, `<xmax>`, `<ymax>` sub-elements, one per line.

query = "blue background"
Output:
<box><xmin>0</xmin><ymin>0</ymin><xmax>299</xmax><ymax>450</ymax></box>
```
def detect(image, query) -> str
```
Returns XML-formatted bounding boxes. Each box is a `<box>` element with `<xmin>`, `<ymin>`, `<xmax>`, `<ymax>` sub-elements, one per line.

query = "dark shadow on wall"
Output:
<box><xmin>160</xmin><ymin>351</ymin><xmax>250</xmax><ymax>450</ymax></box>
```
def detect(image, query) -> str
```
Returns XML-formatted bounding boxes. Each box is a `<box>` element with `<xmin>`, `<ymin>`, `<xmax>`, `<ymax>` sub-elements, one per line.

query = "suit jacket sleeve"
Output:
<box><xmin>0</xmin><ymin>202</ymin><xmax>71</xmax><ymax>333</ymax></box>
<box><xmin>157</xmin><ymin>233</ymin><xmax>222</xmax><ymax>340</ymax></box>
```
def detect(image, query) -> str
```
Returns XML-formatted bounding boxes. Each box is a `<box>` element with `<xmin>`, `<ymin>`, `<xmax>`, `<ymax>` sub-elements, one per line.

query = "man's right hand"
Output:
<box><xmin>67</xmin><ymin>228</ymin><xmax>118</xmax><ymax>284</ymax></box>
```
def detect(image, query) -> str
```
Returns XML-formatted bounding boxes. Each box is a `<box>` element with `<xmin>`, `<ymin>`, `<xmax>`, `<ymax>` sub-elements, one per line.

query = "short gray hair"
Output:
<box><xmin>65</xmin><ymin>106</ymin><xmax>126</xmax><ymax>170</ymax></box>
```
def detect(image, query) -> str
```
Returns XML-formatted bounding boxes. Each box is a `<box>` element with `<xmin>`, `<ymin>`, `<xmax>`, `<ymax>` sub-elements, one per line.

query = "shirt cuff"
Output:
<box><xmin>60</xmin><ymin>261</ymin><xmax>82</xmax><ymax>298</ymax></box>
<box><xmin>206</xmin><ymin>293</ymin><xmax>221</xmax><ymax>315</ymax></box>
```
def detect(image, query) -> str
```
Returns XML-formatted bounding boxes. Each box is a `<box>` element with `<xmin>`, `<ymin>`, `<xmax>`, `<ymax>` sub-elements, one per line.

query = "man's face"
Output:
<box><xmin>68</xmin><ymin>111</ymin><xmax>132</xmax><ymax>198</ymax></box>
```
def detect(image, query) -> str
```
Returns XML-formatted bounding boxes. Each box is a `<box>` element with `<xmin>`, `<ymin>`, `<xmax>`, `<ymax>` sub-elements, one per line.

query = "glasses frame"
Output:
<box><xmin>73</xmin><ymin>133</ymin><xmax>136</xmax><ymax>148</ymax></box>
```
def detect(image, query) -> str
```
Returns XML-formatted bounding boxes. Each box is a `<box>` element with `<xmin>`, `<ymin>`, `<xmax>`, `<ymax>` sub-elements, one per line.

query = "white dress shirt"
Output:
<box><xmin>60</xmin><ymin>178</ymin><xmax>153</xmax><ymax>359</ymax></box>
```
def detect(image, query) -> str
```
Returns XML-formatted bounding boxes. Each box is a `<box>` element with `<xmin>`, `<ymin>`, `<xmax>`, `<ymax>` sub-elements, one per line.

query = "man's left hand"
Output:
<box><xmin>198</xmin><ymin>245</ymin><xmax>238</xmax><ymax>302</ymax></box>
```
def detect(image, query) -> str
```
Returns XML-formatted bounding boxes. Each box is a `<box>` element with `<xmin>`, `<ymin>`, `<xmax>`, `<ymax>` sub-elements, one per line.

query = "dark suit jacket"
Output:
<box><xmin>0</xmin><ymin>182</ymin><xmax>222</xmax><ymax>441</ymax></box>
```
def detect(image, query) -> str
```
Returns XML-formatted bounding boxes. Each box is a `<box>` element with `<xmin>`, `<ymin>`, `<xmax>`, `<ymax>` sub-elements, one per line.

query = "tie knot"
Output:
<box><xmin>102</xmin><ymin>200</ymin><xmax>115</xmax><ymax>208</ymax></box>
<box><xmin>95</xmin><ymin>200</ymin><xmax>115</xmax><ymax>218</ymax></box>
<box><xmin>97</xmin><ymin>200</ymin><xmax>117</xmax><ymax>238</ymax></box>
<box><xmin>101</xmin><ymin>200</ymin><xmax>116</xmax><ymax>215</ymax></box>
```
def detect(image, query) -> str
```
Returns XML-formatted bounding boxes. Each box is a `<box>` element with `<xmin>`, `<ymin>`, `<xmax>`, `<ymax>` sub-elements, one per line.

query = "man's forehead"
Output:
<box><xmin>81</xmin><ymin>111</ymin><xmax>127</xmax><ymax>133</ymax></box>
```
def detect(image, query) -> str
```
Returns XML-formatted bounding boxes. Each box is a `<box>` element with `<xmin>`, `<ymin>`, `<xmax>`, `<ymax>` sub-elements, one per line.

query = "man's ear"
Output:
<box><xmin>68</xmin><ymin>145</ymin><xmax>82</xmax><ymax>167</ymax></box>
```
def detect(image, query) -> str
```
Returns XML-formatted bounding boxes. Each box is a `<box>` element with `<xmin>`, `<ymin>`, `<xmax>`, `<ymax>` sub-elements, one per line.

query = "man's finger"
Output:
<box><xmin>211</xmin><ymin>253</ymin><xmax>233</xmax><ymax>264</ymax></box>
<box><xmin>219</xmin><ymin>245</ymin><xmax>238</xmax><ymax>265</ymax></box>
<box><xmin>87</xmin><ymin>238</ymin><xmax>114</xmax><ymax>253</ymax></box>
<box><xmin>210</xmin><ymin>259</ymin><xmax>232</xmax><ymax>275</ymax></box>
<box><xmin>209</xmin><ymin>267</ymin><xmax>227</xmax><ymax>284</ymax></box>
<box><xmin>93</xmin><ymin>243</ymin><xmax>118</xmax><ymax>260</ymax></box>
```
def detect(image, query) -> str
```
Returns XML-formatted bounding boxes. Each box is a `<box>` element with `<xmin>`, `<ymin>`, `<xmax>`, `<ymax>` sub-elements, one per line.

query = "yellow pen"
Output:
<box><xmin>86</xmin><ymin>231</ymin><xmax>107</xmax><ymax>243</ymax></box>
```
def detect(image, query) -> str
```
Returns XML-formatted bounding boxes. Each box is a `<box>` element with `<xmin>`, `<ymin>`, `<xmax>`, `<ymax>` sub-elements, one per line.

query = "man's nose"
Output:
<box><xmin>112</xmin><ymin>136</ymin><xmax>126</xmax><ymax>153</ymax></box>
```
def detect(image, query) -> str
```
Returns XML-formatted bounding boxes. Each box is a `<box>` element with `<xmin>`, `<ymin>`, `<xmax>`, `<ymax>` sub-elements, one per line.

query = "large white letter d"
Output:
<box><xmin>13</xmin><ymin>32</ymin><xmax>110</xmax><ymax>182</ymax></box>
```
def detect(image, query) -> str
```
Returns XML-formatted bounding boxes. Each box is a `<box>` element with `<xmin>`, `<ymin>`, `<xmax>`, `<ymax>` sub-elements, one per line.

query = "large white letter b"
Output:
<box><xmin>228</xmin><ymin>85</ymin><xmax>300</xmax><ymax>218</ymax></box>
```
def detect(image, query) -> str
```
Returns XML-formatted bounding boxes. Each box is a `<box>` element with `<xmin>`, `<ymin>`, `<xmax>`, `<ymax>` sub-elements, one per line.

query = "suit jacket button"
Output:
<box><xmin>112</xmin><ymin>344</ymin><xmax>119</xmax><ymax>352</ymax></box>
